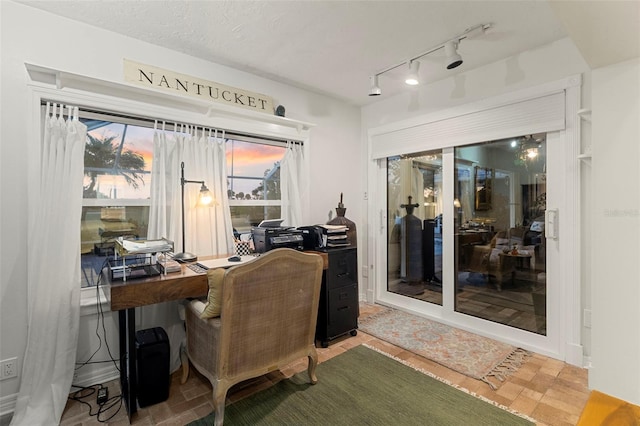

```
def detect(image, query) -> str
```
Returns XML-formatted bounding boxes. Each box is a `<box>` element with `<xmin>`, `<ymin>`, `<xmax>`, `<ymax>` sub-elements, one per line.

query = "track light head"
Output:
<box><xmin>405</xmin><ymin>60</ymin><xmax>420</xmax><ymax>85</ymax></box>
<box><xmin>444</xmin><ymin>41</ymin><xmax>463</xmax><ymax>69</ymax></box>
<box><xmin>368</xmin><ymin>75</ymin><xmax>381</xmax><ymax>96</ymax></box>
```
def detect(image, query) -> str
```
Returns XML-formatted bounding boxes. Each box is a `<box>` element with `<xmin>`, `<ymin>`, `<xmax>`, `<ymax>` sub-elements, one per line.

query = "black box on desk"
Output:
<box><xmin>94</xmin><ymin>242</ymin><xmax>115</xmax><ymax>256</ymax></box>
<box><xmin>135</xmin><ymin>327</ymin><xmax>170</xmax><ymax>407</ymax></box>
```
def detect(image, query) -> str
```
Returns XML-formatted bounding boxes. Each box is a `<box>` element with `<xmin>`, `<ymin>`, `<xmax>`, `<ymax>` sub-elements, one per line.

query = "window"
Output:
<box><xmin>78</xmin><ymin>110</ymin><xmax>290</xmax><ymax>287</ymax></box>
<box><xmin>80</xmin><ymin>118</ymin><xmax>153</xmax><ymax>287</ymax></box>
<box><xmin>226</xmin><ymin>138</ymin><xmax>286</xmax><ymax>235</ymax></box>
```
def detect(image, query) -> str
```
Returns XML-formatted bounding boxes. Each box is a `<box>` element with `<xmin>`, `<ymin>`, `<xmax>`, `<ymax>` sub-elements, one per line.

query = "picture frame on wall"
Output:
<box><xmin>474</xmin><ymin>167</ymin><xmax>493</xmax><ymax>211</ymax></box>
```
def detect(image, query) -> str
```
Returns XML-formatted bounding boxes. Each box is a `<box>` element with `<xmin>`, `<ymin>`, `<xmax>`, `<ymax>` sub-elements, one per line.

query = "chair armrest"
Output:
<box><xmin>185</xmin><ymin>300</ymin><xmax>222</xmax><ymax>379</ymax></box>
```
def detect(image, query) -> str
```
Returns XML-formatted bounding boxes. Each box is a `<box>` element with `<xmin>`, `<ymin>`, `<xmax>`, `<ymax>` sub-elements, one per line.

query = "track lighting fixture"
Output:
<box><xmin>368</xmin><ymin>75</ymin><xmax>381</xmax><ymax>96</ymax></box>
<box><xmin>367</xmin><ymin>23</ymin><xmax>490</xmax><ymax>96</ymax></box>
<box><xmin>405</xmin><ymin>61</ymin><xmax>420</xmax><ymax>85</ymax></box>
<box><xmin>444</xmin><ymin>41</ymin><xmax>463</xmax><ymax>69</ymax></box>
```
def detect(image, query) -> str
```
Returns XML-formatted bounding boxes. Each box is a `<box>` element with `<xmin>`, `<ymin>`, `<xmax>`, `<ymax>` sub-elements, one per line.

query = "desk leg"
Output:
<box><xmin>119</xmin><ymin>308</ymin><xmax>137</xmax><ymax>421</ymax></box>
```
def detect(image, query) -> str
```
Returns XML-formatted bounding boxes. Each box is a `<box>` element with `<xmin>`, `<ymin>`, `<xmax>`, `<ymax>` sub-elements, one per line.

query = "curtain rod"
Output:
<box><xmin>39</xmin><ymin>100</ymin><xmax>302</xmax><ymax>145</ymax></box>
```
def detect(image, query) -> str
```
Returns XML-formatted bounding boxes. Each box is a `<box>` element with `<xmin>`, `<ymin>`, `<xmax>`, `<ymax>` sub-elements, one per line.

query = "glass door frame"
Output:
<box><xmin>366</xmin><ymin>77</ymin><xmax>583</xmax><ymax>365</ymax></box>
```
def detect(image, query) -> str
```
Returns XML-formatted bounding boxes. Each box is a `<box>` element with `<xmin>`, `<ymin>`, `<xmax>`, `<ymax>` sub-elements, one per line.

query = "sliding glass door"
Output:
<box><xmin>384</xmin><ymin>135</ymin><xmax>548</xmax><ymax>335</ymax></box>
<box><xmin>371</xmin><ymin>79</ymin><xmax>582</xmax><ymax>363</ymax></box>
<box><xmin>387</xmin><ymin>151</ymin><xmax>443</xmax><ymax>306</ymax></box>
<box><xmin>454</xmin><ymin>135</ymin><xmax>547</xmax><ymax>335</ymax></box>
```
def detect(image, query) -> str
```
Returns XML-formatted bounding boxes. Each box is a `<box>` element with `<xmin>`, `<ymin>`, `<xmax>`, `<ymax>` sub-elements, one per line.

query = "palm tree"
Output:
<box><xmin>83</xmin><ymin>131</ymin><xmax>145</xmax><ymax>198</ymax></box>
<box><xmin>251</xmin><ymin>163</ymin><xmax>280</xmax><ymax>200</ymax></box>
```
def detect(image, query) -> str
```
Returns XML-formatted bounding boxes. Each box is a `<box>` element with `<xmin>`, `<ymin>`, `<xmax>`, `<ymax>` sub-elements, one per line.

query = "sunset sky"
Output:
<box><xmin>84</xmin><ymin>123</ymin><xmax>284</xmax><ymax>199</ymax></box>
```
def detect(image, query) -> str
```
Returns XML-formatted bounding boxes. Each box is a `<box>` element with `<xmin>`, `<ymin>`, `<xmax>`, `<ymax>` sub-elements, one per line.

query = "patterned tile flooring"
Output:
<box><xmin>60</xmin><ymin>303</ymin><xmax>589</xmax><ymax>425</ymax></box>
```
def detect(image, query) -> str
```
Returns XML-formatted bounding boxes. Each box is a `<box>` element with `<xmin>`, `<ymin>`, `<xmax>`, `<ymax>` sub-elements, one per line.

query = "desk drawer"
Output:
<box><xmin>326</xmin><ymin>248</ymin><xmax>357</xmax><ymax>290</ymax></box>
<box><xmin>326</xmin><ymin>283</ymin><xmax>358</xmax><ymax>338</ymax></box>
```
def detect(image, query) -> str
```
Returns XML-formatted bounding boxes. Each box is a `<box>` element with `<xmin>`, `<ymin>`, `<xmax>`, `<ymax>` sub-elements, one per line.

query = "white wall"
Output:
<box><xmin>590</xmin><ymin>57</ymin><xmax>640</xmax><ymax>404</ymax></box>
<box><xmin>0</xmin><ymin>0</ymin><xmax>360</xmax><ymax>413</ymax></box>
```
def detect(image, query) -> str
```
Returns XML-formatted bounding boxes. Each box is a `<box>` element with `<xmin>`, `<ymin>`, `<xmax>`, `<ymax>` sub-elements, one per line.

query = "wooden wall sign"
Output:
<box><xmin>124</xmin><ymin>59</ymin><xmax>274</xmax><ymax>114</ymax></box>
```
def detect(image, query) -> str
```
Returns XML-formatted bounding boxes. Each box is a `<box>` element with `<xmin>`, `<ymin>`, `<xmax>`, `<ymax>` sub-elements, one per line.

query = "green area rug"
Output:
<box><xmin>189</xmin><ymin>345</ymin><xmax>533</xmax><ymax>425</ymax></box>
<box><xmin>359</xmin><ymin>308</ymin><xmax>529</xmax><ymax>389</ymax></box>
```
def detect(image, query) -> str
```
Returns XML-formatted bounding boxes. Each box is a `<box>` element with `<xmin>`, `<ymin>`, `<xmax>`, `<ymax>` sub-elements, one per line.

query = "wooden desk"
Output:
<box><xmin>109</xmin><ymin>262</ymin><xmax>209</xmax><ymax>311</ymax></box>
<box><xmin>107</xmin><ymin>251</ymin><xmax>328</xmax><ymax>421</ymax></box>
<box><xmin>109</xmin><ymin>252</ymin><xmax>329</xmax><ymax>310</ymax></box>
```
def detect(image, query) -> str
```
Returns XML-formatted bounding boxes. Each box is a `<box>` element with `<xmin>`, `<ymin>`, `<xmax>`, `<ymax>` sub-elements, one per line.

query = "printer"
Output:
<box><xmin>252</xmin><ymin>220</ymin><xmax>304</xmax><ymax>253</ymax></box>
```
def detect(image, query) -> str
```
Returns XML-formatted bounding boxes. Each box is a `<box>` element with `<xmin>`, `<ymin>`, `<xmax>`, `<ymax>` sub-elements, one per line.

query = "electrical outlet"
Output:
<box><xmin>1</xmin><ymin>358</ymin><xmax>18</xmax><ymax>380</ymax></box>
<box><xmin>583</xmin><ymin>309</ymin><xmax>592</xmax><ymax>328</ymax></box>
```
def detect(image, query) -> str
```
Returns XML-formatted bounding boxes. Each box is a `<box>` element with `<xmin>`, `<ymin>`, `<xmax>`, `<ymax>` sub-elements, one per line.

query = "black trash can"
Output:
<box><xmin>135</xmin><ymin>327</ymin><xmax>170</xmax><ymax>407</ymax></box>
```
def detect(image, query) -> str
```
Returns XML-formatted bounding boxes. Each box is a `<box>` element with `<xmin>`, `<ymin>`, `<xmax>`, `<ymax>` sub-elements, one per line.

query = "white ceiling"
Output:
<box><xmin>17</xmin><ymin>0</ymin><xmax>640</xmax><ymax>106</ymax></box>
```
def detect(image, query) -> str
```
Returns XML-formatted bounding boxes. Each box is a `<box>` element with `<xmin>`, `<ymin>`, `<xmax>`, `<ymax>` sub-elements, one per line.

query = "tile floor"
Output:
<box><xmin>60</xmin><ymin>303</ymin><xmax>590</xmax><ymax>425</ymax></box>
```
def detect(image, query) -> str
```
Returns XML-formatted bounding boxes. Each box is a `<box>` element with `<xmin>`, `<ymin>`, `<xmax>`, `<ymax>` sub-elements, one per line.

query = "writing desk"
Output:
<box><xmin>107</xmin><ymin>252</ymin><xmax>328</xmax><ymax>421</ymax></box>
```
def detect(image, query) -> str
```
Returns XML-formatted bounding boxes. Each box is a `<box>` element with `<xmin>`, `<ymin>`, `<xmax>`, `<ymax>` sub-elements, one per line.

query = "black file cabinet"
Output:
<box><xmin>316</xmin><ymin>247</ymin><xmax>359</xmax><ymax>347</ymax></box>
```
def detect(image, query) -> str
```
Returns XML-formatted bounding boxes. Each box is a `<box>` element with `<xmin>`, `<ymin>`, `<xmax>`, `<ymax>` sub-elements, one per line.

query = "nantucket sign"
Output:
<box><xmin>124</xmin><ymin>59</ymin><xmax>274</xmax><ymax>114</ymax></box>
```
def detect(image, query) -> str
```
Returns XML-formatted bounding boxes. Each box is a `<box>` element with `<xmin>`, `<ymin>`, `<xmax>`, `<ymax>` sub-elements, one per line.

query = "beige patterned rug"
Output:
<box><xmin>359</xmin><ymin>307</ymin><xmax>529</xmax><ymax>389</ymax></box>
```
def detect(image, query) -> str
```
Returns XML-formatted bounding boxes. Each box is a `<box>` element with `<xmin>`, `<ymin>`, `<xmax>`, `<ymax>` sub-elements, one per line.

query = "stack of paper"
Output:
<box><xmin>318</xmin><ymin>224</ymin><xmax>350</xmax><ymax>248</ymax></box>
<box><xmin>157</xmin><ymin>254</ymin><xmax>181</xmax><ymax>273</ymax></box>
<box><xmin>118</xmin><ymin>238</ymin><xmax>174</xmax><ymax>254</ymax></box>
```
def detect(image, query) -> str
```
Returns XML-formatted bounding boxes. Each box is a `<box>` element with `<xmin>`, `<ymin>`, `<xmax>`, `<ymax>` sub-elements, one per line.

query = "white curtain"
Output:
<box><xmin>435</xmin><ymin>170</ymin><xmax>443</xmax><ymax>218</ymax></box>
<box><xmin>459</xmin><ymin>166</ymin><xmax>474</xmax><ymax>224</ymax></box>
<box><xmin>459</xmin><ymin>167</ymin><xmax>476</xmax><ymax>223</ymax></box>
<box><xmin>149</xmin><ymin>123</ymin><xmax>234</xmax><ymax>259</ymax></box>
<box><xmin>11</xmin><ymin>104</ymin><xmax>86</xmax><ymax>425</ymax></box>
<box><xmin>280</xmin><ymin>142</ymin><xmax>305</xmax><ymax>227</ymax></box>
<box><xmin>145</xmin><ymin>124</ymin><xmax>234</xmax><ymax>371</ymax></box>
<box><xmin>411</xmin><ymin>165</ymin><xmax>425</xmax><ymax>220</ymax></box>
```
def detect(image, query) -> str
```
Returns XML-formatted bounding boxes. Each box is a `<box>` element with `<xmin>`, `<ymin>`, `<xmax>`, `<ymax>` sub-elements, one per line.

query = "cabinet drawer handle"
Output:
<box><xmin>338</xmin><ymin>292</ymin><xmax>350</xmax><ymax>300</ymax></box>
<box><xmin>337</xmin><ymin>305</ymin><xmax>350</xmax><ymax>311</ymax></box>
<box><xmin>336</xmin><ymin>272</ymin><xmax>349</xmax><ymax>278</ymax></box>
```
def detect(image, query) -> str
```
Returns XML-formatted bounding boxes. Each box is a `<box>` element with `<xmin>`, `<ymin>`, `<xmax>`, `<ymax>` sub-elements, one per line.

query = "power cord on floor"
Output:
<box><xmin>69</xmin><ymin>257</ymin><xmax>124</xmax><ymax>422</ymax></box>
<box><xmin>68</xmin><ymin>383</ymin><xmax>123</xmax><ymax>422</ymax></box>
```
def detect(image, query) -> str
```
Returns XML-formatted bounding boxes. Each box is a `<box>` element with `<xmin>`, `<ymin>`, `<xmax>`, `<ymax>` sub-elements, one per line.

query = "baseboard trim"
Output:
<box><xmin>565</xmin><ymin>342</ymin><xmax>584</xmax><ymax>367</ymax></box>
<box><xmin>73</xmin><ymin>364</ymin><xmax>120</xmax><ymax>389</ymax></box>
<box><xmin>0</xmin><ymin>393</ymin><xmax>17</xmax><ymax>425</ymax></box>
<box><xmin>583</xmin><ymin>355</ymin><xmax>593</xmax><ymax>369</ymax></box>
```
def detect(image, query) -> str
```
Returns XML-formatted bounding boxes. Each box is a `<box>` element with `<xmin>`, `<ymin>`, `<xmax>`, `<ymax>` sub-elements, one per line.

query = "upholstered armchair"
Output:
<box><xmin>181</xmin><ymin>248</ymin><xmax>324</xmax><ymax>426</ymax></box>
<box><xmin>465</xmin><ymin>229</ymin><xmax>537</xmax><ymax>288</ymax></box>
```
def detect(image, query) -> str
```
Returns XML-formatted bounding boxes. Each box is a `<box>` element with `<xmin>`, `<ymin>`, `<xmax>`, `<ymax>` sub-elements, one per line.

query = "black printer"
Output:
<box><xmin>252</xmin><ymin>224</ymin><xmax>304</xmax><ymax>253</ymax></box>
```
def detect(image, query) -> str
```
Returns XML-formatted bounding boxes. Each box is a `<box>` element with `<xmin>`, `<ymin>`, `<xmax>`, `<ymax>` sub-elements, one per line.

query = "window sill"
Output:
<box><xmin>80</xmin><ymin>286</ymin><xmax>111</xmax><ymax>317</ymax></box>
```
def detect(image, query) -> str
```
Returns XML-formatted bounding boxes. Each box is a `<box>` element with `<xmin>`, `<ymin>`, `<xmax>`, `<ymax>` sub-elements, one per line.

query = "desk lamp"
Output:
<box><xmin>173</xmin><ymin>161</ymin><xmax>213</xmax><ymax>262</ymax></box>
